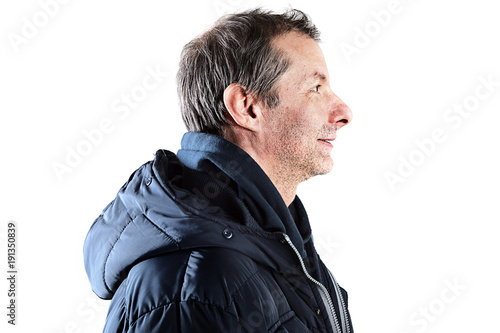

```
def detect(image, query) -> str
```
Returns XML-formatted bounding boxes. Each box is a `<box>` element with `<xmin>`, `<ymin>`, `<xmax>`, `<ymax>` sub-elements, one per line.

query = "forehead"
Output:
<box><xmin>272</xmin><ymin>32</ymin><xmax>328</xmax><ymax>81</ymax></box>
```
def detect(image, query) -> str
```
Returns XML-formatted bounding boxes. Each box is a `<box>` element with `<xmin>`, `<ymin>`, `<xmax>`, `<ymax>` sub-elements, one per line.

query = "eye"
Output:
<box><xmin>311</xmin><ymin>85</ymin><xmax>320</xmax><ymax>93</ymax></box>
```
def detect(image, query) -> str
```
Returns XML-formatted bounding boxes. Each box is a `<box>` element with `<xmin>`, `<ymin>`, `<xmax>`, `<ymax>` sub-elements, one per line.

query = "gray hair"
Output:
<box><xmin>177</xmin><ymin>8</ymin><xmax>321</xmax><ymax>137</ymax></box>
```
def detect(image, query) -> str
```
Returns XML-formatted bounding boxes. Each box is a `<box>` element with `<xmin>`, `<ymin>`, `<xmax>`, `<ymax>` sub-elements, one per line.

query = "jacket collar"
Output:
<box><xmin>177</xmin><ymin>131</ymin><xmax>311</xmax><ymax>257</ymax></box>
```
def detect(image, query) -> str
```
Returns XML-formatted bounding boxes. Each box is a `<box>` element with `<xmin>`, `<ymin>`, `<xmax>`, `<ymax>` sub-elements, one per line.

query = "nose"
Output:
<box><xmin>329</xmin><ymin>93</ymin><xmax>352</xmax><ymax>128</ymax></box>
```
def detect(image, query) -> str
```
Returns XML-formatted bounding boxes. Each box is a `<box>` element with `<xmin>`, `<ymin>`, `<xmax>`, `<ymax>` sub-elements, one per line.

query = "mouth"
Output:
<box><xmin>318</xmin><ymin>138</ymin><xmax>335</xmax><ymax>148</ymax></box>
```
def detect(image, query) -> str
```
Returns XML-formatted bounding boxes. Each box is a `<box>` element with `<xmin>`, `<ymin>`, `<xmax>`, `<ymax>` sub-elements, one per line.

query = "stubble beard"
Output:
<box><xmin>269</xmin><ymin>123</ymin><xmax>333</xmax><ymax>188</ymax></box>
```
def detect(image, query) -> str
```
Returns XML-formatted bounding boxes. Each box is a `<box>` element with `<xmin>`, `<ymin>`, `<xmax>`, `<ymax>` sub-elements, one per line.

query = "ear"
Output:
<box><xmin>223</xmin><ymin>83</ymin><xmax>264</xmax><ymax>132</ymax></box>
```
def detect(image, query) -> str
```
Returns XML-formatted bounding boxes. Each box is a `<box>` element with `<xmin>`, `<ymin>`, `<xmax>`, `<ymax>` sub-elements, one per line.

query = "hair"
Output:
<box><xmin>176</xmin><ymin>8</ymin><xmax>321</xmax><ymax>137</ymax></box>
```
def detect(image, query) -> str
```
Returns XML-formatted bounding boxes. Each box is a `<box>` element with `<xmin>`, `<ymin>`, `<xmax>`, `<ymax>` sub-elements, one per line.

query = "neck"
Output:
<box><xmin>224</xmin><ymin>129</ymin><xmax>301</xmax><ymax>207</ymax></box>
<box><xmin>268</xmin><ymin>171</ymin><xmax>299</xmax><ymax>207</ymax></box>
<box><xmin>250</xmin><ymin>156</ymin><xmax>300</xmax><ymax>206</ymax></box>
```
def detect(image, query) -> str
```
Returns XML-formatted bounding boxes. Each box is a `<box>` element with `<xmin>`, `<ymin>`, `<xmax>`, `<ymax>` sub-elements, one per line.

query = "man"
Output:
<box><xmin>84</xmin><ymin>8</ymin><xmax>353</xmax><ymax>333</ymax></box>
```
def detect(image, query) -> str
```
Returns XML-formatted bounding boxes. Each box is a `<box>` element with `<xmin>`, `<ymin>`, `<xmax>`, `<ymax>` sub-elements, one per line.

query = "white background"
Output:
<box><xmin>1</xmin><ymin>0</ymin><xmax>499</xmax><ymax>332</ymax></box>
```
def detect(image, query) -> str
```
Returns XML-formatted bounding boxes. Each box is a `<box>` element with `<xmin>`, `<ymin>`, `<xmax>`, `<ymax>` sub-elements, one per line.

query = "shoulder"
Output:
<box><xmin>114</xmin><ymin>248</ymin><xmax>264</xmax><ymax>327</ymax></box>
<box><xmin>128</xmin><ymin>247</ymin><xmax>261</xmax><ymax>304</ymax></box>
<box><xmin>106</xmin><ymin>247</ymin><xmax>309</xmax><ymax>332</ymax></box>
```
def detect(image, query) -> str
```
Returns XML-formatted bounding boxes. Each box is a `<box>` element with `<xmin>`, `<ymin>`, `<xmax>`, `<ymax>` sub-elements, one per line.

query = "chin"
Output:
<box><xmin>313</xmin><ymin>160</ymin><xmax>334</xmax><ymax>176</ymax></box>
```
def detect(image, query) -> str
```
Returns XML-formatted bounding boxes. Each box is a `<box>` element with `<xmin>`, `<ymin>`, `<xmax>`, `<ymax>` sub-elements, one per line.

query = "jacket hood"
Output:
<box><xmin>84</xmin><ymin>132</ymin><xmax>314</xmax><ymax>299</ymax></box>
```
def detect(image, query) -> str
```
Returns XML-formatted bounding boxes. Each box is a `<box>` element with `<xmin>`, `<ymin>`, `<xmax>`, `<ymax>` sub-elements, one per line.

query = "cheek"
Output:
<box><xmin>268</xmin><ymin>103</ymin><xmax>320</xmax><ymax>147</ymax></box>
<box><xmin>280</xmin><ymin>120</ymin><xmax>317</xmax><ymax>150</ymax></box>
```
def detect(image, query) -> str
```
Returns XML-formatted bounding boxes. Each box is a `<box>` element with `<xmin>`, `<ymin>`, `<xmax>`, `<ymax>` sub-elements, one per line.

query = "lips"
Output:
<box><xmin>318</xmin><ymin>138</ymin><xmax>335</xmax><ymax>147</ymax></box>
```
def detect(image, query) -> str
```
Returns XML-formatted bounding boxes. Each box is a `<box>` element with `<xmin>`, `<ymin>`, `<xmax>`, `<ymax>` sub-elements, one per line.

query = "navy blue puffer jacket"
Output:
<box><xmin>84</xmin><ymin>132</ymin><xmax>353</xmax><ymax>332</ymax></box>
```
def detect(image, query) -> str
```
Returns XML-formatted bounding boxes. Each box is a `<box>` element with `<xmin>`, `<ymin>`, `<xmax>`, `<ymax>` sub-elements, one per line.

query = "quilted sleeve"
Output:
<box><xmin>127</xmin><ymin>300</ymin><xmax>241</xmax><ymax>333</ymax></box>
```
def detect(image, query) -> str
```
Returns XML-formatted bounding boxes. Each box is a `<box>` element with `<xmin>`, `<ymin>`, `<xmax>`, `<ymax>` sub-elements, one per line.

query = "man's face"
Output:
<box><xmin>260</xmin><ymin>32</ymin><xmax>352</xmax><ymax>182</ymax></box>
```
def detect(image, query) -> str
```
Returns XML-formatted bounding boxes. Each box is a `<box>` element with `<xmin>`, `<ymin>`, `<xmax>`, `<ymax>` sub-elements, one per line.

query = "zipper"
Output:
<box><xmin>282</xmin><ymin>234</ymin><xmax>344</xmax><ymax>333</ymax></box>
<box><xmin>328</xmin><ymin>270</ymin><xmax>351</xmax><ymax>333</ymax></box>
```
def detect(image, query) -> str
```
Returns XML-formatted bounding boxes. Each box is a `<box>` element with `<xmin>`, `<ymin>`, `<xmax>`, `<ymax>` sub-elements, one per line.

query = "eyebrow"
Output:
<box><xmin>306</xmin><ymin>71</ymin><xmax>327</xmax><ymax>83</ymax></box>
<box><xmin>313</xmin><ymin>71</ymin><xmax>327</xmax><ymax>81</ymax></box>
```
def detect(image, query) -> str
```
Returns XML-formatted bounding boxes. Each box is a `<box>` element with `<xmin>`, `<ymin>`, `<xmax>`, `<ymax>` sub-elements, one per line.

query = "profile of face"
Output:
<box><xmin>261</xmin><ymin>32</ymin><xmax>353</xmax><ymax>182</ymax></box>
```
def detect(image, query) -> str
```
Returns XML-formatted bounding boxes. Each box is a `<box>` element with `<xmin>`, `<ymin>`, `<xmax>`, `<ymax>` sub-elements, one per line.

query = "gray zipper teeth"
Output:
<box><xmin>282</xmin><ymin>234</ymin><xmax>343</xmax><ymax>333</ymax></box>
<box><xmin>328</xmin><ymin>270</ymin><xmax>350</xmax><ymax>333</ymax></box>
